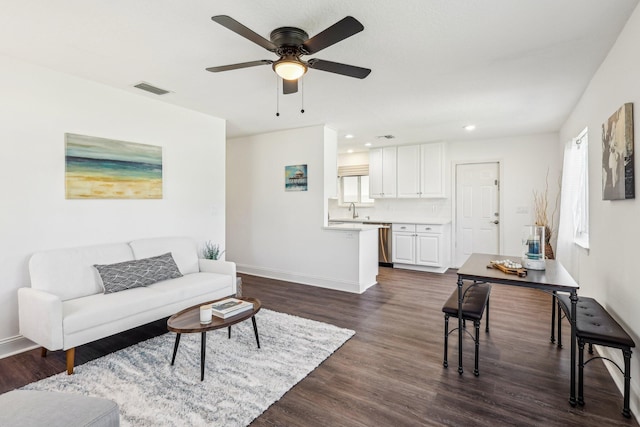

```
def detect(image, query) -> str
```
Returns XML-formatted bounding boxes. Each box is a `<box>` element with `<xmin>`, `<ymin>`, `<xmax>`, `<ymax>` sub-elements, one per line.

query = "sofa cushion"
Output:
<box><xmin>62</xmin><ymin>273</ymin><xmax>231</xmax><ymax>335</ymax></box>
<box><xmin>63</xmin><ymin>287</ymin><xmax>167</xmax><ymax>335</ymax></box>
<box><xmin>146</xmin><ymin>271</ymin><xmax>232</xmax><ymax>301</ymax></box>
<box><xmin>29</xmin><ymin>243</ymin><xmax>134</xmax><ymax>301</ymax></box>
<box><xmin>129</xmin><ymin>237</ymin><xmax>199</xmax><ymax>275</ymax></box>
<box><xmin>95</xmin><ymin>252</ymin><xmax>183</xmax><ymax>294</ymax></box>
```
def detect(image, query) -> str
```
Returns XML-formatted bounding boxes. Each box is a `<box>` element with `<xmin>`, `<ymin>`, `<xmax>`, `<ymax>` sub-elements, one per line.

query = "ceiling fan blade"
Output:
<box><xmin>211</xmin><ymin>15</ymin><xmax>277</xmax><ymax>52</ymax></box>
<box><xmin>206</xmin><ymin>60</ymin><xmax>273</xmax><ymax>73</ymax></box>
<box><xmin>307</xmin><ymin>59</ymin><xmax>371</xmax><ymax>79</ymax></box>
<box><xmin>283</xmin><ymin>79</ymin><xmax>298</xmax><ymax>95</ymax></box>
<box><xmin>302</xmin><ymin>16</ymin><xmax>364</xmax><ymax>55</ymax></box>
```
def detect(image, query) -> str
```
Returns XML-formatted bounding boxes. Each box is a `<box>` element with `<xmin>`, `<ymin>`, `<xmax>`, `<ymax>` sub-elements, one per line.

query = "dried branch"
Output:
<box><xmin>532</xmin><ymin>168</ymin><xmax>559</xmax><ymax>234</ymax></box>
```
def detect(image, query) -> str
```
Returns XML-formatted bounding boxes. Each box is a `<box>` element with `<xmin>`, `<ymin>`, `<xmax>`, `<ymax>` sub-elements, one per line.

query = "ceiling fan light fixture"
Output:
<box><xmin>273</xmin><ymin>58</ymin><xmax>307</xmax><ymax>80</ymax></box>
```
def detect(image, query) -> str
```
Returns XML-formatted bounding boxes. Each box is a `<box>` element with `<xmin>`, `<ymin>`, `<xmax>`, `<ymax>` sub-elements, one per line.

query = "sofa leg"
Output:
<box><xmin>66</xmin><ymin>348</ymin><xmax>75</xmax><ymax>375</ymax></box>
<box><xmin>41</xmin><ymin>348</ymin><xmax>47</xmax><ymax>357</ymax></box>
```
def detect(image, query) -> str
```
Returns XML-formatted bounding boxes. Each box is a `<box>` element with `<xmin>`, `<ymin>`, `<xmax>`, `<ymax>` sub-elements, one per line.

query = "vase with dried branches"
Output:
<box><xmin>533</xmin><ymin>170</ymin><xmax>560</xmax><ymax>260</ymax></box>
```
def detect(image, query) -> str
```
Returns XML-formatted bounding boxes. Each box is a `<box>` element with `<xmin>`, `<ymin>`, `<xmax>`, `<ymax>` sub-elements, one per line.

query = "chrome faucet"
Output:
<box><xmin>348</xmin><ymin>202</ymin><xmax>358</xmax><ymax>219</ymax></box>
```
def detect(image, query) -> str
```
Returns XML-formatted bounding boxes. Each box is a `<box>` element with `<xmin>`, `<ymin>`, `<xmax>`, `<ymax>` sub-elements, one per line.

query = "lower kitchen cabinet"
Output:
<box><xmin>391</xmin><ymin>223</ymin><xmax>450</xmax><ymax>273</ymax></box>
<box><xmin>392</xmin><ymin>225</ymin><xmax>416</xmax><ymax>264</ymax></box>
<box><xmin>416</xmin><ymin>232</ymin><xmax>440</xmax><ymax>265</ymax></box>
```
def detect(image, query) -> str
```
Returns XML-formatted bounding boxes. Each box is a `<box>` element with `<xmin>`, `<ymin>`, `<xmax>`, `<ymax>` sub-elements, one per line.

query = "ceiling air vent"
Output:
<box><xmin>376</xmin><ymin>135</ymin><xmax>395</xmax><ymax>139</ymax></box>
<box><xmin>133</xmin><ymin>82</ymin><xmax>170</xmax><ymax>95</ymax></box>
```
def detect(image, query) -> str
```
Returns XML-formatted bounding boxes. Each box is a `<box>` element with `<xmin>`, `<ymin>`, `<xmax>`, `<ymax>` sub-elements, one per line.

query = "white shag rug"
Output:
<box><xmin>23</xmin><ymin>309</ymin><xmax>355</xmax><ymax>426</ymax></box>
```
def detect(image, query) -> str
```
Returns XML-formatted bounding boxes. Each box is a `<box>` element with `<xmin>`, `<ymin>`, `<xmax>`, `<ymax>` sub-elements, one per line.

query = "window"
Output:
<box><xmin>558</xmin><ymin>127</ymin><xmax>589</xmax><ymax>250</ymax></box>
<box><xmin>337</xmin><ymin>164</ymin><xmax>373</xmax><ymax>205</ymax></box>
<box><xmin>341</xmin><ymin>175</ymin><xmax>374</xmax><ymax>204</ymax></box>
<box><xmin>574</xmin><ymin>129</ymin><xmax>589</xmax><ymax>248</ymax></box>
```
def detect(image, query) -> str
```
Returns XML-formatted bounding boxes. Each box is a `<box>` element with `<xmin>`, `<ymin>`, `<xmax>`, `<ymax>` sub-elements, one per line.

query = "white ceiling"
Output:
<box><xmin>0</xmin><ymin>1</ymin><xmax>637</xmax><ymax>152</ymax></box>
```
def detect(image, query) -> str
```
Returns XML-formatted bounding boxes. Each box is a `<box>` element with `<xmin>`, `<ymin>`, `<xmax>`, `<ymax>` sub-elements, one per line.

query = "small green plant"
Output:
<box><xmin>202</xmin><ymin>241</ymin><xmax>225</xmax><ymax>260</ymax></box>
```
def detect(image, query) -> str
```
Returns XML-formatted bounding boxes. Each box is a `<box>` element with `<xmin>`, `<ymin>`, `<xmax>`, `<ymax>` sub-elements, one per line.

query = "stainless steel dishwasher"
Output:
<box><xmin>366</xmin><ymin>223</ymin><xmax>392</xmax><ymax>266</ymax></box>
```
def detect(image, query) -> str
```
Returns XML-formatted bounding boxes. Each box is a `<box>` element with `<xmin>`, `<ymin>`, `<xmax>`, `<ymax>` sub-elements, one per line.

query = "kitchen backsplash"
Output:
<box><xmin>328</xmin><ymin>198</ymin><xmax>451</xmax><ymax>222</ymax></box>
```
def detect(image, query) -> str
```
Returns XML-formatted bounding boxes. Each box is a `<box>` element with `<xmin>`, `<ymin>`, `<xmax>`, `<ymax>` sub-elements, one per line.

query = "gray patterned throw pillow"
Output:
<box><xmin>95</xmin><ymin>252</ymin><xmax>183</xmax><ymax>294</ymax></box>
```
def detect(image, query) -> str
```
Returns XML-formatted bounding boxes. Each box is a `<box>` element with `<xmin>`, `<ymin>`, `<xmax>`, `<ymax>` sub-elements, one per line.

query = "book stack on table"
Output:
<box><xmin>211</xmin><ymin>298</ymin><xmax>253</xmax><ymax>319</ymax></box>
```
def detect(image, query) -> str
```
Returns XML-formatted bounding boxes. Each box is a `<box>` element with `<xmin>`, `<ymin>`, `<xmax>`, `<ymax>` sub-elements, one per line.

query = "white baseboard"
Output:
<box><xmin>393</xmin><ymin>263</ymin><xmax>448</xmax><ymax>274</ymax></box>
<box><xmin>236</xmin><ymin>264</ymin><xmax>375</xmax><ymax>294</ymax></box>
<box><xmin>0</xmin><ymin>335</ymin><xmax>38</xmax><ymax>359</ymax></box>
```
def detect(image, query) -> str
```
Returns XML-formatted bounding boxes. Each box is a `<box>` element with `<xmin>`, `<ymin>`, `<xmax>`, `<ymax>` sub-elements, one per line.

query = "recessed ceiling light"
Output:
<box><xmin>345</xmin><ymin>134</ymin><xmax>354</xmax><ymax>139</ymax></box>
<box><xmin>464</xmin><ymin>125</ymin><xmax>476</xmax><ymax>131</ymax></box>
<box><xmin>364</xmin><ymin>142</ymin><xmax>372</xmax><ymax>147</ymax></box>
<box><xmin>347</xmin><ymin>149</ymin><xmax>354</xmax><ymax>154</ymax></box>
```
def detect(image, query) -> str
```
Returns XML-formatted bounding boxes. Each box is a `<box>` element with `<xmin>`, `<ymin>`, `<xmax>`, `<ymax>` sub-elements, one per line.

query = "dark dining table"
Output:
<box><xmin>455</xmin><ymin>253</ymin><xmax>580</xmax><ymax>405</ymax></box>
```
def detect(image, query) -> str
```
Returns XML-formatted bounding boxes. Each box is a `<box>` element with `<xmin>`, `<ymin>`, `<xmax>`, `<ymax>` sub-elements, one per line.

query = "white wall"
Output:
<box><xmin>559</xmin><ymin>5</ymin><xmax>640</xmax><ymax>413</ymax></box>
<box><xmin>338</xmin><ymin>151</ymin><xmax>369</xmax><ymax>166</ymax></box>
<box><xmin>0</xmin><ymin>55</ymin><xmax>226</xmax><ymax>351</ymax></box>
<box><xmin>226</xmin><ymin>126</ymin><xmax>375</xmax><ymax>292</ymax></box>
<box><xmin>448</xmin><ymin>133</ymin><xmax>562</xmax><ymax>258</ymax></box>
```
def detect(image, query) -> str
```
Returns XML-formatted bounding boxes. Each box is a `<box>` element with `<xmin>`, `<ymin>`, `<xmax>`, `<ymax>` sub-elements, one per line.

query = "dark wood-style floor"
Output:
<box><xmin>1</xmin><ymin>267</ymin><xmax>637</xmax><ymax>426</ymax></box>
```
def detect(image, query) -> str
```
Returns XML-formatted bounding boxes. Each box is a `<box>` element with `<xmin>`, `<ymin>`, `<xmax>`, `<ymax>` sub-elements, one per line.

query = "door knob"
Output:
<box><xmin>492</xmin><ymin>220</ymin><xmax>499</xmax><ymax>225</ymax></box>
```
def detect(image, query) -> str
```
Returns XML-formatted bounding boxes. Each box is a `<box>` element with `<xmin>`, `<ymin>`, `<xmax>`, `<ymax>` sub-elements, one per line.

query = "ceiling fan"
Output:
<box><xmin>206</xmin><ymin>15</ymin><xmax>371</xmax><ymax>95</ymax></box>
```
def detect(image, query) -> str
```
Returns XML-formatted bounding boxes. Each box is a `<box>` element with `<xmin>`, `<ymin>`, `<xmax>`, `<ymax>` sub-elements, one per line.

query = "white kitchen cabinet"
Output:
<box><xmin>369</xmin><ymin>146</ymin><xmax>397</xmax><ymax>198</ymax></box>
<box><xmin>396</xmin><ymin>142</ymin><xmax>446</xmax><ymax>198</ymax></box>
<box><xmin>392</xmin><ymin>223</ymin><xmax>450</xmax><ymax>273</ymax></box>
<box><xmin>396</xmin><ymin>145</ymin><xmax>421</xmax><ymax>198</ymax></box>
<box><xmin>416</xmin><ymin>232</ymin><xmax>441</xmax><ymax>265</ymax></box>
<box><xmin>420</xmin><ymin>142</ymin><xmax>445</xmax><ymax>198</ymax></box>
<box><xmin>391</xmin><ymin>224</ymin><xmax>415</xmax><ymax>263</ymax></box>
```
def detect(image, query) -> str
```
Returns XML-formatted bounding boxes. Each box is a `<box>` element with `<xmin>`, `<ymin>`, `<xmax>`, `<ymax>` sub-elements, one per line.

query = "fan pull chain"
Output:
<box><xmin>275</xmin><ymin>76</ymin><xmax>280</xmax><ymax>117</ymax></box>
<box><xmin>300</xmin><ymin>78</ymin><xmax>305</xmax><ymax>114</ymax></box>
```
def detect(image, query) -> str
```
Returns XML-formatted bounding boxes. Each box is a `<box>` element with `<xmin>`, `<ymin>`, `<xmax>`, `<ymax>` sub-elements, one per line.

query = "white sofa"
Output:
<box><xmin>18</xmin><ymin>236</ymin><xmax>236</xmax><ymax>374</ymax></box>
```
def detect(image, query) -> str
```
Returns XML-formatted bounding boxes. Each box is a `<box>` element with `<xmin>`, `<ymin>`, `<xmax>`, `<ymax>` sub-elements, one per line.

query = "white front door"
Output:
<box><xmin>455</xmin><ymin>162</ymin><xmax>500</xmax><ymax>267</ymax></box>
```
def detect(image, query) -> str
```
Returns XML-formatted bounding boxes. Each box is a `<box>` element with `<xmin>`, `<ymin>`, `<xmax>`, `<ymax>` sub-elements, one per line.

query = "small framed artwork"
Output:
<box><xmin>285</xmin><ymin>164</ymin><xmax>308</xmax><ymax>192</ymax></box>
<box><xmin>602</xmin><ymin>103</ymin><xmax>634</xmax><ymax>200</ymax></box>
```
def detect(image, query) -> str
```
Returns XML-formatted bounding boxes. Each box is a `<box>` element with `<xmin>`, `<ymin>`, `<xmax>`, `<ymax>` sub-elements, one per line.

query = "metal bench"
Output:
<box><xmin>442</xmin><ymin>282</ymin><xmax>491</xmax><ymax>376</ymax></box>
<box><xmin>555</xmin><ymin>294</ymin><xmax>635</xmax><ymax>418</ymax></box>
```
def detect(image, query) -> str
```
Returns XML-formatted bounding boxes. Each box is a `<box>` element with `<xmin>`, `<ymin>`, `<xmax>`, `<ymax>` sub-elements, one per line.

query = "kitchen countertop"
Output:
<box><xmin>329</xmin><ymin>217</ymin><xmax>451</xmax><ymax>225</ymax></box>
<box><xmin>324</xmin><ymin>223</ymin><xmax>382</xmax><ymax>231</ymax></box>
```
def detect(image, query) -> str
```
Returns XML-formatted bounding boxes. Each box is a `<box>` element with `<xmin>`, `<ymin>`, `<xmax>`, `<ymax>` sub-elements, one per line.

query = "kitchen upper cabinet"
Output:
<box><xmin>397</xmin><ymin>142</ymin><xmax>446</xmax><ymax>198</ymax></box>
<box><xmin>369</xmin><ymin>146</ymin><xmax>397</xmax><ymax>198</ymax></box>
<box><xmin>420</xmin><ymin>142</ymin><xmax>445</xmax><ymax>198</ymax></box>
<box><xmin>396</xmin><ymin>145</ymin><xmax>421</xmax><ymax>198</ymax></box>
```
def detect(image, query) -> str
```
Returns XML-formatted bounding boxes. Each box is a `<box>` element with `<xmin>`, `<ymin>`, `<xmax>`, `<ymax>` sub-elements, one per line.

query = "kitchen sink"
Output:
<box><xmin>329</xmin><ymin>217</ymin><xmax>370</xmax><ymax>223</ymax></box>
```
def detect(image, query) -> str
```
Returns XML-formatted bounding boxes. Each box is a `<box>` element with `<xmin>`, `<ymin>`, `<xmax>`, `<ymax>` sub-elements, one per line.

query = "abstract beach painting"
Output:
<box><xmin>65</xmin><ymin>133</ymin><xmax>163</xmax><ymax>199</ymax></box>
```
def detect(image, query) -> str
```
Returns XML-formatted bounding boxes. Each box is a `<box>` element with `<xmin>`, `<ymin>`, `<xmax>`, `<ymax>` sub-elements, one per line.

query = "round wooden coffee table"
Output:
<box><xmin>167</xmin><ymin>297</ymin><xmax>261</xmax><ymax>381</ymax></box>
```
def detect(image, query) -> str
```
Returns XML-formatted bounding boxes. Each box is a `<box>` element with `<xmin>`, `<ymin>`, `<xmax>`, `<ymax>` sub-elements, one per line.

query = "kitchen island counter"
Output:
<box><xmin>320</xmin><ymin>223</ymin><xmax>379</xmax><ymax>293</ymax></box>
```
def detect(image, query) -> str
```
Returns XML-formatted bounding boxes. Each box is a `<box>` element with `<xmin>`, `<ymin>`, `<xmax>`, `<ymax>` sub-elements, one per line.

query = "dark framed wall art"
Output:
<box><xmin>602</xmin><ymin>103</ymin><xmax>634</xmax><ymax>200</ymax></box>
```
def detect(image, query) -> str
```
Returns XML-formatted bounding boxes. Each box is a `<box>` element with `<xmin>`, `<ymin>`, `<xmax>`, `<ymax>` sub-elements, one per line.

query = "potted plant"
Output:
<box><xmin>201</xmin><ymin>241</ymin><xmax>225</xmax><ymax>260</ymax></box>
